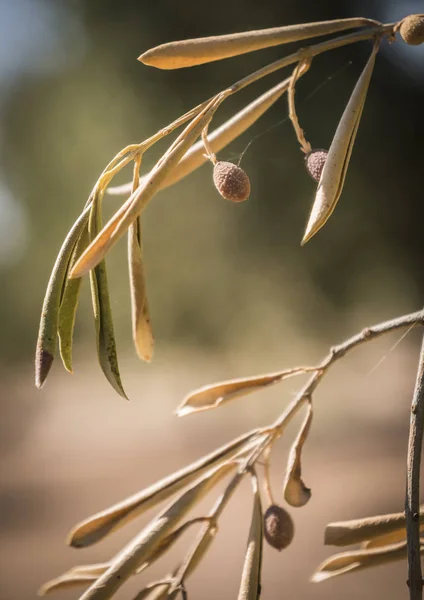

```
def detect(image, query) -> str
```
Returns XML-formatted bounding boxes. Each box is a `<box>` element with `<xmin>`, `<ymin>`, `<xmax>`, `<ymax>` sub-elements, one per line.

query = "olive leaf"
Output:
<box><xmin>325</xmin><ymin>506</ymin><xmax>424</xmax><ymax>547</ymax></box>
<box><xmin>139</xmin><ymin>18</ymin><xmax>379</xmax><ymax>69</ymax></box>
<box><xmin>177</xmin><ymin>366</ymin><xmax>314</xmax><ymax>416</ymax></box>
<box><xmin>311</xmin><ymin>539</ymin><xmax>424</xmax><ymax>582</ymax></box>
<box><xmin>128</xmin><ymin>217</ymin><xmax>154</xmax><ymax>361</ymax></box>
<box><xmin>77</xmin><ymin>461</ymin><xmax>235</xmax><ymax>600</ymax></box>
<box><xmin>283</xmin><ymin>398</ymin><xmax>313</xmax><ymax>507</ymax></box>
<box><xmin>58</xmin><ymin>224</ymin><xmax>89</xmax><ymax>373</ymax></box>
<box><xmin>38</xmin><ymin>564</ymin><xmax>110</xmax><ymax>596</ymax></box>
<box><xmin>68</xmin><ymin>428</ymin><xmax>262</xmax><ymax>548</ymax></box>
<box><xmin>238</xmin><ymin>477</ymin><xmax>263</xmax><ymax>600</ymax></box>
<box><xmin>88</xmin><ymin>191</ymin><xmax>127</xmax><ymax>399</ymax></box>
<box><xmin>302</xmin><ymin>41</ymin><xmax>380</xmax><ymax>244</ymax></box>
<box><xmin>35</xmin><ymin>205</ymin><xmax>91</xmax><ymax>388</ymax></box>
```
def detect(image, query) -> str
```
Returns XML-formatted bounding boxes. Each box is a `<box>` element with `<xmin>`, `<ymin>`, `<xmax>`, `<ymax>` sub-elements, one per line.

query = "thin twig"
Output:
<box><xmin>253</xmin><ymin>309</ymin><xmax>424</xmax><ymax>457</ymax></box>
<box><xmin>288</xmin><ymin>59</ymin><xmax>312</xmax><ymax>154</ymax></box>
<box><xmin>406</xmin><ymin>333</ymin><xmax>424</xmax><ymax>600</ymax></box>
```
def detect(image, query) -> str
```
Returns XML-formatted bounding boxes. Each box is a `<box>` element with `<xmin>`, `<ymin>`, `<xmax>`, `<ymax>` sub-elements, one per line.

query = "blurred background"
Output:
<box><xmin>1</xmin><ymin>0</ymin><xmax>424</xmax><ymax>598</ymax></box>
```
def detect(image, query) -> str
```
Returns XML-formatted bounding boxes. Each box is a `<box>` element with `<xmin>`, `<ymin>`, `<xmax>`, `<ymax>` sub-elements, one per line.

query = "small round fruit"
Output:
<box><xmin>213</xmin><ymin>161</ymin><xmax>251</xmax><ymax>202</ymax></box>
<box><xmin>263</xmin><ymin>505</ymin><xmax>294</xmax><ymax>551</ymax></box>
<box><xmin>305</xmin><ymin>149</ymin><xmax>328</xmax><ymax>182</ymax></box>
<box><xmin>400</xmin><ymin>15</ymin><xmax>424</xmax><ymax>46</ymax></box>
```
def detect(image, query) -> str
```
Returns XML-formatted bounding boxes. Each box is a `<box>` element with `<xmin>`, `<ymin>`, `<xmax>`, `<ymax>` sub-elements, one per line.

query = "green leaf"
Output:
<box><xmin>88</xmin><ymin>192</ymin><xmax>127</xmax><ymax>399</ymax></box>
<box><xmin>35</xmin><ymin>206</ymin><xmax>90</xmax><ymax>388</ymax></box>
<box><xmin>58</xmin><ymin>225</ymin><xmax>89</xmax><ymax>373</ymax></box>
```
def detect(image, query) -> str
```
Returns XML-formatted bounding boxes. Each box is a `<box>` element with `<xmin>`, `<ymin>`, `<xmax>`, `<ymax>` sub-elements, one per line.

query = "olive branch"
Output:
<box><xmin>35</xmin><ymin>12</ymin><xmax>424</xmax><ymax>600</ymax></box>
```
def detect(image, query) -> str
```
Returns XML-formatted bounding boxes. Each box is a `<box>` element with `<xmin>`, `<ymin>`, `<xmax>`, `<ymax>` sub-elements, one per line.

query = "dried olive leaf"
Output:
<box><xmin>68</xmin><ymin>428</ymin><xmax>262</xmax><ymax>548</ymax></box>
<box><xmin>325</xmin><ymin>506</ymin><xmax>424</xmax><ymax>546</ymax></box>
<box><xmin>238</xmin><ymin>479</ymin><xmax>263</xmax><ymax>600</ymax></box>
<box><xmin>35</xmin><ymin>205</ymin><xmax>91</xmax><ymax>388</ymax></box>
<box><xmin>177</xmin><ymin>366</ymin><xmax>313</xmax><ymax>416</ymax></box>
<box><xmin>70</xmin><ymin>94</ymin><xmax>225</xmax><ymax>279</ymax></box>
<box><xmin>139</xmin><ymin>18</ymin><xmax>379</xmax><ymax>69</ymax></box>
<box><xmin>77</xmin><ymin>461</ymin><xmax>235</xmax><ymax>600</ymax></box>
<box><xmin>88</xmin><ymin>193</ymin><xmax>127</xmax><ymax>399</ymax></box>
<box><xmin>58</xmin><ymin>224</ymin><xmax>89</xmax><ymax>372</ymax></box>
<box><xmin>38</xmin><ymin>563</ymin><xmax>110</xmax><ymax>595</ymax></box>
<box><xmin>311</xmin><ymin>540</ymin><xmax>424</xmax><ymax>582</ymax></box>
<box><xmin>128</xmin><ymin>217</ymin><xmax>154</xmax><ymax>361</ymax></box>
<box><xmin>302</xmin><ymin>41</ymin><xmax>379</xmax><ymax>244</ymax></box>
<box><xmin>283</xmin><ymin>399</ymin><xmax>313</xmax><ymax>507</ymax></box>
<box><xmin>363</xmin><ymin>522</ymin><xmax>424</xmax><ymax>549</ymax></box>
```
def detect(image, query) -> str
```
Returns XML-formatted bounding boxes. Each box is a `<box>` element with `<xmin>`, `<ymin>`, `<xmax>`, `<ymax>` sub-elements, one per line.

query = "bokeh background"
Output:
<box><xmin>1</xmin><ymin>0</ymin><xmax>424</xmax><ymax>598</ymax></box>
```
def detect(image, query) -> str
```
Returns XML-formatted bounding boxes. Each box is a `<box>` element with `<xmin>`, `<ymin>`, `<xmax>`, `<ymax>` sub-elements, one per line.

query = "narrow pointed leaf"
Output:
<box><xmin>128</xmin><ymin>218</ymin><xmax>154</xmax><ymax>361</ymax></box>
<box><xmin>35</xmin><ymin>206</ymin><xmax>91</xmax><ymax>388</ymax></box>
<box><xmin>311</xmin><ymin>540</ymin><xmax>424</xmax><ymax>582</ymax></box>
<box><xmin>302</xmin><ymin>42</ymin><xmax>379</xmax><ymax>244</ymax></box>
<box><xmin>58</xmin><ymin>225</ymin><xmax>89</xmax><ymax>372</ymax></box>
<box><xmin>283</xmin><ymin>400</ymin><xmax>313</xmax><ymax>507</ymax></box>
<box><xmin>238</xmin><ymin>479</ymin><xmax>263</xmax><ymax>600</ymax></box>
<box><xmin>363</xmin><ymin>522</ymin><xmax>424</xmax><ymax>549</ymax></box>
<box><xmin>139</xmin><ymin>18</ymin><xmax>379</xmax><ymax>69</ymax></box>
<box><xmin>325</xmin><ymin>506</ymin><xmax>424</xmax><ymax>547</ymax></box>
<box><xmin>70</xmin><ymin>94</ymin><xmax>225</xmax><ymax>279</ymax></box>
<box><xmin>78</xmin><ymin>461</ymin><xmax>235</xmax><ymax>600</ymax></box>
<box><xmin>38</xmin><ymin>564</ymin><xmax>110</xmax><ymax>595</ymax></box>
<box><xmin>88</xmin><ymin>194</ymin><xmax>127</xmax><ymax>399</ymax></box>
<box><xmin>177</xmin><ymin>366</ymin><xmax>313</xmax><ymax>416</ymax></box>
<box><xmin>68</xmin><ymin>428</ymin><xmax>262</xmax><ymax>547</ymax></box>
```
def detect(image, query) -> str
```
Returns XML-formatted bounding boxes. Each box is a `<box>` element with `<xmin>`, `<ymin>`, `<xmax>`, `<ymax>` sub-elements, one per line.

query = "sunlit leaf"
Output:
<box><xmin>35</xmin><ymin>206</ymin><xmax>90</xmax><ymax>388</ymax></box>
<box><xmin>38</xmin><ymin>564</ymin><xmax>110</xmax><ymax>595</ymax></box>
<box><xmin>177</xmin><ymin>366</ymin><xmax>314</xmax><ymax>416</ymax></box>
<box><xmin>58</xmin><ymin>225</ymin><xmax>89</xmax><ymax>373</ymax></box>
<box><xmin>311</xmin><ymin>540</ymin><xmax>424</xmax><ymax>583</ymax></box>
<box><xmin>128</xmin><ymin>217</ymin><xmax>154</xmax><ymax>361</ymax></box>
<box><xmin>302</xmin><ymin>41</ymin><xmax>379</xmax><ymax>244</ymax></box>
<box><xmin>238</xmin><ymin>478</ymin><xmax>263</xmax><ymax>600</ymax></box>
<box><xmin>325</xmin><ymin>506</ymin><xmax>424</xmax><ymax>547</ymax></box>
<box><xmin>77</xmin><ymin>461</ymin><xmax>235</xmax><ymax>600</ymax></box>
<box><xmin>283</xmin><ymin>399</ymin><xmax>313</xmax><ymax>507</ymax></box>
<box><xmin>88</xmin><ymin>192</ymin><xmax>127</xmax><ymax>399</ymax></box>
<box><xmin>139</xmin><ymin>18</ymin><xmax>379</xmax><ymax>69</ymax></box>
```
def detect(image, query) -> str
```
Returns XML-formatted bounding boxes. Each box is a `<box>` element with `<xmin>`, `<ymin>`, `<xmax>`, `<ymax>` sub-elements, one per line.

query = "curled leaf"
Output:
<box><xmin>128</xmin><ymin>218</ymin><xmax>154</xmax><ymax>361</ymax></box>
<box><xmin>88</xmin><ymin>193</ymin><xmax>127</xmax><ymax>399</ymax></box>
<box><xmin>311</xmin><ymin>540</ymin><xmax>424</xmax><ymax>582</ymax></box>
<box><xmin>70</xmin><ymin>94</ymin><xmax>225</xmax><ymax>279</ymax></box>
<box><xmin>283</xmin><ymin>399</ymin><xmax>313</xmax><ymax>507</ymax></box>
<box><xmin>35</xmin><ymin>206</ymin><xmax>90</xmax><ymax>388</ymax></box>
<box><xmin>58</xmin><ymin>225</ymin><xmax>89</xmax><ymax>373</ymax></box>
<box><xmin>77</xmin><ymin>461</ymin><xmax>235</xmax><ymax>600</ymax></box>
<box><xmin>302</xmin><ymin>41</ymin><xmax>379</xmax><ymax>244</ymax></box>
<box><xmin>139</xmin><ymin>18</ymin><xmax>379</xmax><ymax>69</ymax></box>
<box><xmin>38</xmin><ymin>563</ymin><xmax>110</xmax><ymax>595</ymax></box>
<box><xmin>325</xmin><ymin>507</ymin><xmax>424</xmax><ymax>547</ymax></box>
<box><xmin>68</xmin><ymin>428</ymin><xmax>261</xmax><ymax>548</ymax></box>
<box><xmin>238</xmin><ymin>477</ymin><xmax>263</xmax><ymax>600</ymax></box>
<box><xmin>177</xmin><ymin>366</ymin><xmax>313</xmax><ymax>416</ymax></box>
